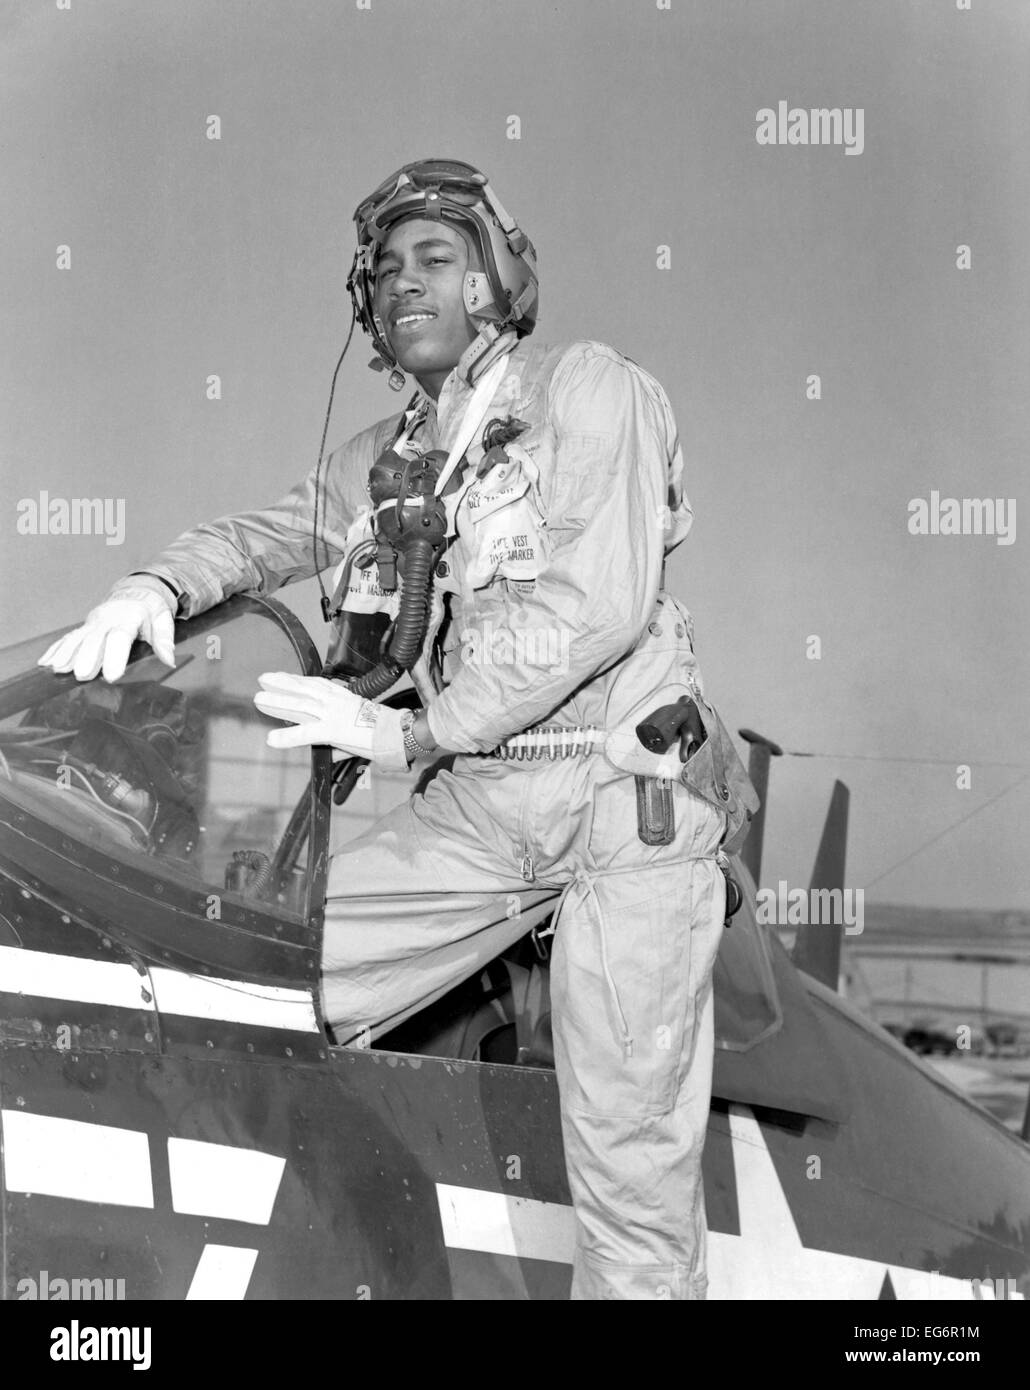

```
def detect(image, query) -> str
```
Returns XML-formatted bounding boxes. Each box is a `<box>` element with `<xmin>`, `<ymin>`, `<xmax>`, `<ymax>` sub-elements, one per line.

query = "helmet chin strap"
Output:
<box><xmin>457</xmin><ymin>321</ymin><xmax>510</xmax><ymax>387</ymax></box>
<box><xmin>371</xmin><ymin>317</ymin><xmax>513</xmax><ymax>394</ymax></box>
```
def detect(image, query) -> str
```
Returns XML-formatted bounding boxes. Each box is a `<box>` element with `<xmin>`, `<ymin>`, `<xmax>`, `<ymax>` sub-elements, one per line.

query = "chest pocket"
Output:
<box><xmin>462</xmin><ymin>442</ymin><xmax>549</xmax><ymax>593</ymax></box>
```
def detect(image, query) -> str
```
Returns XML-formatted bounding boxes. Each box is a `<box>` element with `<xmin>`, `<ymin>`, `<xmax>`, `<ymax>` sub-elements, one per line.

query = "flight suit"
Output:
<box><xmin>142</xmin><ymin>331</ymin><xmax>756</xmax><ymax>1300</ymax></box>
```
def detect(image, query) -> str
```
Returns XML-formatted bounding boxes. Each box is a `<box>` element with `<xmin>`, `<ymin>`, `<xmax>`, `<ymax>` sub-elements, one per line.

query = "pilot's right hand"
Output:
<box><xmin>38</xmin><ymin>576</ymin><xmax>177</xmax><ymax>683</ymax></box>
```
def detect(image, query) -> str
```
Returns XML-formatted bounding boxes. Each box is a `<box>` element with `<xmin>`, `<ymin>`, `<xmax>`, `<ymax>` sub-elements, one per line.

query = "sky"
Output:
<box><xmin>2</xmin><ymin>0</ymin><xmax>1028</xmax><ymax>910</ymax></box>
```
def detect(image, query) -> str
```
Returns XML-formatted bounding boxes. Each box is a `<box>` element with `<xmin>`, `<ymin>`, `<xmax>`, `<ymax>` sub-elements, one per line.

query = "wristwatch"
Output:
<box><xmin>401</xmin><ymin>708</ymin><xmax>436</xmax><ymax>765</ymax></box>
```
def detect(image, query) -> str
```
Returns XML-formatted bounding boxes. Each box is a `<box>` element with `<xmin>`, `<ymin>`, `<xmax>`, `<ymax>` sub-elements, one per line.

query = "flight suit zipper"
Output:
<box><xmin>517</xmin><ymin>772</ymin><xmax>535</xmax><ymax>882</ymax></box>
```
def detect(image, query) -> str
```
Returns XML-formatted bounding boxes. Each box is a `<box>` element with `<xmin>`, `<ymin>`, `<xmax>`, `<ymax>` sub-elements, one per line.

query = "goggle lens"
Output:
<box><xmin>354</xmin><ymin>160</ymin><xmax>487</xmax><ymax>229</ymax></box>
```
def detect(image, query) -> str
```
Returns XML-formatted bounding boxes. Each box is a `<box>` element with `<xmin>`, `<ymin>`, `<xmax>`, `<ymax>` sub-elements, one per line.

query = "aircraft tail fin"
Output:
<box><xmin>792</xmin><ymin>779</ymin><xmax>850</xmax><ymax>990</ymax></box>
<box><xmin>738</xmin><ymin>729</ymin><xmax>783</xmax><ymax>884</ymax></box>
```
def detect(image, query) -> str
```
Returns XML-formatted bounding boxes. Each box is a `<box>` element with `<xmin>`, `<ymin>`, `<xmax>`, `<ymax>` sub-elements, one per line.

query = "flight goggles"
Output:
<box><xmin>352</xmin><ymin>159</ymin><xmax>529</xmax><ymax>253</ymax></box>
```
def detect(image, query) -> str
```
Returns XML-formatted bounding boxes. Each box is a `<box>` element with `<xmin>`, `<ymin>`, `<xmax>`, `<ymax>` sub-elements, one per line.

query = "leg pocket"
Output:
<box><xmin>551</xmin><ymin>862</ymin><xmax>724</xmax><ymax>1119</ymax></box>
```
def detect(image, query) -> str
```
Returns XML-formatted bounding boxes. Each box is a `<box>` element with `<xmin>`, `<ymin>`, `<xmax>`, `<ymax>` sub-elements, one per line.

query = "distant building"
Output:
<box><xmin>839</xmin><ymin>904</ymin><xmax>1030</xmax><ymax>1050</ymax></box>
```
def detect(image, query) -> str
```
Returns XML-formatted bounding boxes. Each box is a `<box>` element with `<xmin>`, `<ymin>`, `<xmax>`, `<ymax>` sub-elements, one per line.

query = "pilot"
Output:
<box><xmin>40</xmin><ymin>159</ymin><xmax>756</xmax><ymax>1302</ymax></box>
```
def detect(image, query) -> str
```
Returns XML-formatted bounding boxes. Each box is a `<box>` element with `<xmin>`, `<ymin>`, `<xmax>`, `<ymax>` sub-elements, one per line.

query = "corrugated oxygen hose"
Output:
<box><xmin>348</xmin><ymin>538</ymin><xmax>436</xmax><ymax>699</ymax></box>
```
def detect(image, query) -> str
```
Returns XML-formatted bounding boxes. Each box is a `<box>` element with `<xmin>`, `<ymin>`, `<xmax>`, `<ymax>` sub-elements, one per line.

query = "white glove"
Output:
<box><xmin>254</xmin><ymin>672</ymin><xmax>410</xmax><ymax>771</ymax></box>
<box><xmin>37</xmin><ymin>577</ymin><xmax>177</xmax><ymax>683</ymax></box>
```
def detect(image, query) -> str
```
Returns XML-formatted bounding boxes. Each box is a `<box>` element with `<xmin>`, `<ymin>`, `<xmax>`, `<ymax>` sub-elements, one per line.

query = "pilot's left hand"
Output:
<box><xmin>254</xmin><ymin>673</ymin><xmax>408</xmax><ymax>771</ymax></box>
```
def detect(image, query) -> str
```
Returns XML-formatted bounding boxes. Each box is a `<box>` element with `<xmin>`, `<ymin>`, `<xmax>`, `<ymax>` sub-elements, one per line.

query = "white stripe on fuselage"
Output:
<box><xmin>185</xmin><ymin>1245</ymin><xmax>260</xmax><ymax>1300</ymax></box>
<box><xmin>436</xmin><ymin>1184</ymin><xmax>577</xmax><ymax>1264</ymax></box>
<box><xmin>1</xmin><ymin>1111</ymin><xmax>154</xmax><ymax>1207</ymax></box>
<box><xmin>0</xmin><ymin>944</ymin><xmax>319</xmax><ymax>1033</ymax></box>
<box><xmin>168</xmin><ymin>1138</ymin><xmax>286</xmax><ymax>1226</ymax></box>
